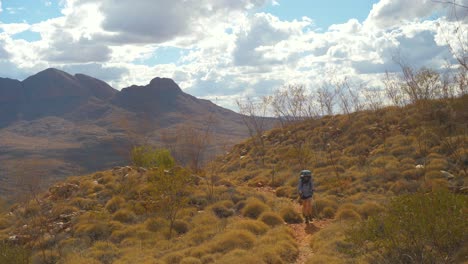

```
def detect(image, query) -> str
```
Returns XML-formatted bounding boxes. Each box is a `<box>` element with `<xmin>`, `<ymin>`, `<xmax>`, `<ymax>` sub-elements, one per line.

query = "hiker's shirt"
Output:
<box><xmin>298</xmin><ymin>179</ymin><xmax>314</xmax><ymax>199</ymax></box>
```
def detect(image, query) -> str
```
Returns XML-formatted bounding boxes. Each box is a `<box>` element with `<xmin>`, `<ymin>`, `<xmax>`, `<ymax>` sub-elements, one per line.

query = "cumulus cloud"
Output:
<box><xmin>365</xmin><ymin>0</ymin><xmax>466</xmax><ymax>29</ymax></box>
<box><xmin>44</xmin><ymin>33</ymin><xmax>112</xmax><ymax>63</ymax></box>
<box><xmin>233</xmin><ymin>13</ymin><xmax>311</xmax><ymax>66</ymax></box>
<box><xmin>0</xmin><ymin>38</ymin><xmax>9</xmax><ymax>59</ymax></box>
<box><xmin>91</xmin><ymin>0</ymin><xmax>270</xmax><ymax>44</ymax></box>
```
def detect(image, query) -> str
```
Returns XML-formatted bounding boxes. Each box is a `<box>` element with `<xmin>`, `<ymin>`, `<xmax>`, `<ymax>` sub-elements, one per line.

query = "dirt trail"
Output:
<box><xmin>255</xmin><ymin>187</ymin><xmax>331</xmax><ymax>264</ymax></box>
<box><xmin>290</xmin><ymin>203</ymin><xmax>331</xmax><ymax>264</ymax></box>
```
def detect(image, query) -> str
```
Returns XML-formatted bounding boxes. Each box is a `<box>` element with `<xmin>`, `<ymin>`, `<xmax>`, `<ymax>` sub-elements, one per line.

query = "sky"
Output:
<box><xmin>0</xmin><ymin>0</ymin><xmax>467</xmax><ymax>110</ymax></box>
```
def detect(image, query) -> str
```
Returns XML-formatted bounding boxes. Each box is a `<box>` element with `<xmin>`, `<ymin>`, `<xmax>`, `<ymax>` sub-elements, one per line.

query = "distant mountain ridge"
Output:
<box><xmin>0</xmin><ymin>68</ymin><xmax>253</xmax><ymax>198</ymax></box>
<box><xmin>0</xmin><ymin>68</ymin><xmax>117</xmax><ymax>126</ymax></box>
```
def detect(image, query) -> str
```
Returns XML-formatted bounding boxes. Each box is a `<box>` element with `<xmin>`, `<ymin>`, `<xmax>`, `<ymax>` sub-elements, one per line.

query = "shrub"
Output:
<box><xmin>216</xmin><ymin>249</ymin><xmax>263</xmax><ymax>263</ymax></box>
<box><xmin>51</xmin><ymin>204</ymin><xmax>79</xmax><ymax>217</ymax></box>
<box><xmin>31</xmin><ymin>250</ymin><xmax>59</xmax><ymax>264</ymax></box>
<box><xmin>180</xmin><ymin>257</ymin><xmax>202</xmax><ymax>264</ymax></box>
<box><xmin>233</xmin><ymin>219</ymin><xmax>269</xmax><ymax>235</ymax></box>
<box><xmin>347</xmin><ymin>190</ymin><xmax>467</xmax><ymax>263</ymax></box>
<box><xmin>358</xmin><ymin>201</ymin><xmax>384</xmax><ymax>219</ymax></box>
<box><xmin>173</xmin><ymin>220</ymin><xmax>189</xmax><ymax>234</ymax></box>
<box><xmin>335</xmin><ymin>208</ymin><xmax>361</xmax><ymax>222</ymax></box>
<box><xmin>426</xmin><ymin>158</ymin><xmax>448</xmax><ymax>171</ymax></box>
<box><xmin>89</xmin><ymin>241</ymin><xmax>120</xmax><ymax>264</ymax></box>
<box><xmin>313</xmin><ymin>197</ymin><xmax>338</xmax><ymax>218</ymax></box>
<box><xmin>105</xmin><ymin>196</ymin><xmax>125</xmax><ymax>213</ymax></box>
<box><xmin>75</xmin><ymin>221</ymin><xmax>112</xmax><ymax>241</ymax></box>
<box><xmin>112</xmin><ymin>209</ymin><xmax>137</xmax><ymax>223</ymax></box>
<box><xmin>280</xmin><ymin>207</ymin><xmax>302</xmax><ymax>224</ymax></box>
<box><xmin>131</xmin><ymin>146</ymin><xmax>175</xmax><ymax>169</ymax></box>
<box><xmin>163</xmin><ymin>252</ymin><xmax>184</xmax><ymax>264</ymax></box>
<box><xmin>209</xmin><ymin>200</ymin><xmax>234</xmax><ymax>218</ymax></box>
<box><xmin>275</xmin><ymin>186</ymin><xmax>295</xmax><ymax>198</ymax></box>
<box><xmin>109</xmin><ymin>225</ymin><xmax>138</xmax><ymax>243</ymax></box>
<box><xmin>274</xmin><ymin>240</ymin><xmax>299</xmax><ymax>262</ymax></box>
<box><xmin>61</xmin><ymin>252</ymin><xmax>101</xmax><ymax>264</ymax></box>
<box><xmin>210</xmin><ymin>230</ymin><xmax>256</xmax><ymax>253</ymax></box>
<box><xmin>70</xmin><ymin>197</ymin><xmax>97</xmax><ymax>210</ymax></box>
<box><xmin>200</xmin><ymin>254</ymin><xmax>216</xmax><ymax>264</ymax></box>
<box><xmin>0</xmin><ymin>242</ymin><xmax>30</xmax><ymax>264</ymax></box>
<box><xmin>321</xmin><ymin>207</ymin><xmax>336</xmax><ymax>218</ymax></box>
<box><xmin>0</xmin><ymin>216</ymin><xmax>11</xmax><ymax>230</ymax></box>
<box><xmin>259</xmin><ymin>211</ymin><xmax>284</xmax><ymax>226</ymax></box>
<box><xmin>402</xmin><ymin>169</ymin><xmax>424</xmax><ymax>180</ymax></box>
<box><xmin>241</xmin><ymin>198</ymin><xmax>269</xmax><ymax>219</ymax></box>
<box><xmin>145</xmin><ymin>217</ymin><xmax>167</xmax><ymax>232</ymax></box>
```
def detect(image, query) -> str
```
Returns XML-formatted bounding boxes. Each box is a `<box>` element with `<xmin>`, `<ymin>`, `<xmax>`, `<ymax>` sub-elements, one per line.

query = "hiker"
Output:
<box><xmin>297</xmin><ymin>170</ymin><xmax>314</xmax><ymax>223</ymax></box>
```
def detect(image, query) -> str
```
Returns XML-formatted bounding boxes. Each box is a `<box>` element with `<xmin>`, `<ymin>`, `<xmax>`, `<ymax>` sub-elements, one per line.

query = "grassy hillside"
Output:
<box><xmin>0</xmin><ymin>96</ymin><xmax>467</xmax><ymax>263</ymax></box>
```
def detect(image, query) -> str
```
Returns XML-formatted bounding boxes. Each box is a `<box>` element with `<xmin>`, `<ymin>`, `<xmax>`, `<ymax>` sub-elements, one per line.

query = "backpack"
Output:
<box><xmin>300</xmin><ymin>170</ymin><xmax>312</xmax><ymax>183</ymax></box>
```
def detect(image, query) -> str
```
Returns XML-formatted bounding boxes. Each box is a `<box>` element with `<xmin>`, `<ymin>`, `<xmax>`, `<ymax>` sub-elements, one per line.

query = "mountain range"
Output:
<box><xmin>0</xmin><ymin>68</ymin><xmax>251</xmax><ymax>198</ymax></box>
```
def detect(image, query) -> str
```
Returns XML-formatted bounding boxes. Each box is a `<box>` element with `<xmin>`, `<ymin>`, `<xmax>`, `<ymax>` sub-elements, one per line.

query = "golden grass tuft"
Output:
<box><xmin>241</xmin><ymin>197</ymin><xmax>269</xmax><ymax>219</ymax></box>
<box><xmin>233</xmin><ymin>219</ymin><xmax>269</xmax><ymax>235</ymax></box>
<box><xmin>112</xmin><ymin>209</ymin><xmax>137</xmax><ymax>223</ymax></box>
<box><xmin>335</xmin><ymin>208</ymin><xmax>361</xmax><ymax>222</ymax></box>
<box><xmin>280</xmin><ymin>207</ymin><xmax>302</xmax><ymax>224</ymax></box>
<box><xmin>209</xmin><ymin>230</ymin><xmax>256</xmax><ymax>254</ymax></box>
<box><xmin>259</xmin><ymin>211</ymin><xmax>284</xmax><ymax>226</ymax></box>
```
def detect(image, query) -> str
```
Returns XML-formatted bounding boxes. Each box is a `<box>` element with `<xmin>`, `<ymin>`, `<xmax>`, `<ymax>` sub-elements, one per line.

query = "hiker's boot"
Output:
<box><xmin>304</xmin><ymin>215</ymin><xmax>309</xmax><ymax>224</ymax></box>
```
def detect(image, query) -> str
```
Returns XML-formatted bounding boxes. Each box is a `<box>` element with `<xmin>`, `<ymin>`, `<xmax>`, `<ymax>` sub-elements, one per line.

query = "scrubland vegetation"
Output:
<box><xmin>0</xmin><ymin>53</ymin><xmax>467</xmax><ymax>263</ymax></box>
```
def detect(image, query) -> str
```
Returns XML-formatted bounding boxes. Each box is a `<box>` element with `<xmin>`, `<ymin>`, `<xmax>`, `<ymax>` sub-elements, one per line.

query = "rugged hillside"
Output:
<box><xmin>211</xmin><ymin>95</ymin><xmax>467</xmax><ymax>262</ymax></box>
<box><xmin>0</xmin><ymin>68</ymin><xmax>251</xmax><ymax>198</ymax></box>
<box><xmin>0</xmin><ymin>96</ymin><xmax>466</xmax><ymax>263</ymax></box>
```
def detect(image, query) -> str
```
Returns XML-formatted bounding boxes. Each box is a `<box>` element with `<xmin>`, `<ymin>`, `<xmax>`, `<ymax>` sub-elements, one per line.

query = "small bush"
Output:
<box><xmin>259</xmin><ymin>211</ymin><xmax>284</xmax><ymax>226</ymax></box>
<box><xmin>241</xmin><ymin>198</ymin><xmax>269</xmax><ymax>219</ymax></box>
<box><xmin>313</xmin><ymin>197</ymin><xmax>338</xmax><ymax>218</ymax></box>
<box><xmin>217</xmin><ymin>249</ymin><xmax>263</xmax><ymax>263</ymax></box>
<box><xmin>275</xmin><ymin>186</ymin><xmax>295</xmax><ymax>198</ymax></box>
<box><xmin>280</xmin><ymin>207</ymin><xmax>302</xmax><ymax>224</ymax></box>
<box><xmin>75</xmin><ymin>221</ymin><xmax>112</xmax><ymax>241</ymax></box>
<box><xmin>105</xmin><ymin>196</ymin><xmax>125</xmax><ymax>213</ymax></box>
<box><xmin>173</xmin><ymin>220</ymin><xmax>190</xmax><ymax>234</ymax></box>
<box><xmin>200</xmin><ymin>254</ymin><xmax>216</xmax><ymax>264</ymax></box>
<box><xmin>321</xmin><ymin>207</ymin><xmax>336</xmax><ymax>218</ymax></box>
<box><xmin>180</xmin><ymin>257</ymin><xmax>202</xmax><ymax>264</ymax></box>
<box><xmin>0</xmin><ymin>216</ymin><xmax>12</xmax><ymax>230</ymax></box>
<box><xmin>209</xmin><ymin>200</ymin><xmax>234</xmax><ymax>218</ymax></box>
<box><xmin>0</xmin><ymin>242</ymin><xmax>30</xmax><ymax>264</ymax></box>
<box><xmin>347</xmin><ymin>189</ymin><xmax>467</xmax><ymax>263</ymax></box>
<box><xmin>51</xmin><ymin>204</ymin><xmax>79</xmax><ymax>217</ymax></box>
<box><xmin>210</xmin><ymin>230</ymin><xmax>256</xmax><ymax>253</ymax></box>
<box><xmin>31</xmin><ymin>250</ymin><xmax>59</xmax><ymax>264</ymax></box>
<box><xmin>426</xmin><ymin>158</ymin><xmax>448</xmax><ymax>171</ymax></box>
<box><xmin>163</xmin><ymin>252</ymin><xmax>184</xmax><ymax>264</ymax></box>
<box><xmin>335</xmin><ymin>208</ymin><xmax>361</xmax><ymax>222</ymax></box>
<box><xmin>70</xmin><ymin>197</ymin><xmax>97</xmax><ymax>210</ymax></box>
<box><xmin>233</xmin><ymin>219</ymin><xmax>269</xmax><ymax>235</ymax></box>
<box><xmin>274</xmin><ymin>240</ymin><xmax>299</xmax><ymax>262</ymax></box>
<box><xmin>61</xmin><ymin>252</ymin><xmax>101</xmax><ymax>264</ymax></box>
<box><xmin>112</xmin><ymin>209</ymin><xmax>137</xmax><ymax>223</ymax></box>
<box><xmin>145</xmin><ymin>217</ymin><xmax>167</xmax><ymax>232</ymax></box>
<box><xmin>358</xmin><ymin>201</ymin><xmax>384</xmax><ymax>219</ymax></box>
<box><xmin>89</xmin><ymin>241</ymin><xmax>120</xmax><ymax>264</ymax></box>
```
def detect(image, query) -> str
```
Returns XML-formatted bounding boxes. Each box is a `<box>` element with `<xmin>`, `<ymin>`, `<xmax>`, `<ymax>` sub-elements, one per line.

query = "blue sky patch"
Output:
<box><xmin>12</xmin><ymin>30</ymin><xmax>41</xmax><ymax>41</ymax></box>
<box><xmin>0</xmin><ymin>0</ymin><xmax>62</xmax><ymax>24</ymax></box>
<box><xmin>262</xmin><ymin>0</ymin><xmax>379</xmax><ymax>29</ymax></box>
